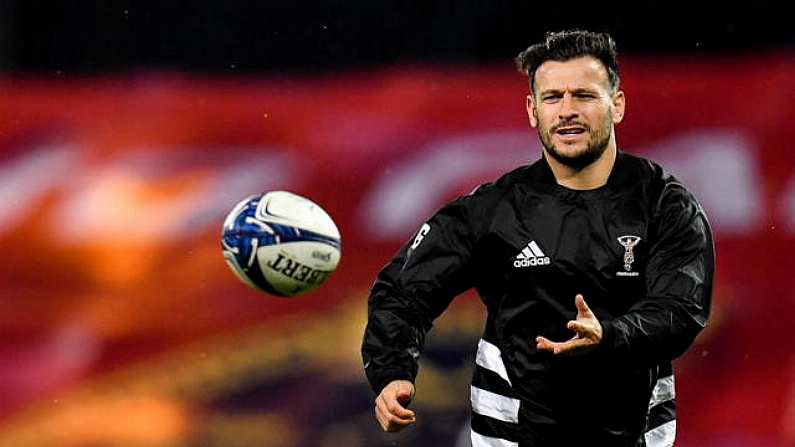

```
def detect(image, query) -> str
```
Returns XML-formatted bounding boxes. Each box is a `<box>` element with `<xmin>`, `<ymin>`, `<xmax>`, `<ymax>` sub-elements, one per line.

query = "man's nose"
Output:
<box><xmin>558</xmin><ymin>93</ymin><xmax>578</xmax><ymax>120</ymax></box>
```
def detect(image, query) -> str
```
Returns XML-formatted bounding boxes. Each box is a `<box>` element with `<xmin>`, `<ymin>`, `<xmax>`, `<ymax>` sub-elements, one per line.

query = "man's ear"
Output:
<box><xmin>611</xmin><ymin>90</ymin><xmax>625</xmax><ymax>124</ymax></box>
<box><xmin>526</xmin><ymin>94</ymin><xmax>538</xmax><ymax>128</ymax></box>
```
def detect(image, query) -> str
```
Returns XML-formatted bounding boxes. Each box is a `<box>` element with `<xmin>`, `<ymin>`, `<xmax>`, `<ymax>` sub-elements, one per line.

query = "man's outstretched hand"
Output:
<box><xmin>374</xmin><ymin>380</ymin><xmax>416</xmax><ymax>432</ymax></box>
<box><xmin>536</xmin><ymin>294</ymin><xmax>603</xmax><ymax>356</ymax></box>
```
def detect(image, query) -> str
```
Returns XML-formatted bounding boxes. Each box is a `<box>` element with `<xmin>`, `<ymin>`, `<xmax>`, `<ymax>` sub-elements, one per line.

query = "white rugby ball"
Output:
<box><xmin>221</xmin><ymin>191</ymin><xmax>341</xmax><ymax>297</ymax></box>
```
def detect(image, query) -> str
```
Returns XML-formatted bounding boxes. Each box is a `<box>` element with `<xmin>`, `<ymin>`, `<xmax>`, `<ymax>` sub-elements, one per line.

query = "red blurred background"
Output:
<box><xmin>0</xmin><ymin>53</ymin><xmax>793</xmax><ymax>446</ymax></box>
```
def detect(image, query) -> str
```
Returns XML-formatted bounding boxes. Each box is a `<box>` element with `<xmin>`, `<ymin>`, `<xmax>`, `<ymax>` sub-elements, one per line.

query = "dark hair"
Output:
<box><xmin>515</xmin><ymin>30</ymin><xmax>619</xmax><ymax>95</ymax></box>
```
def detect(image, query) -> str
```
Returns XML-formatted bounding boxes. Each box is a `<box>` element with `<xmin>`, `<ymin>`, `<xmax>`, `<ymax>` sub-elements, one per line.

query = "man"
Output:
<box><xmin>361</xmin><ymin>29</ymin><xmax>713</xmax><ymax>446</ymax></box>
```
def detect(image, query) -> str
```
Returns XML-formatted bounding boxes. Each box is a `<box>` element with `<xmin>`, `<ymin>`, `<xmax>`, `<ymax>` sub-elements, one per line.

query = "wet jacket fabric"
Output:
<box><xmin>362</xmin><ymin>151</ymin><xmax>714</xmax><ymax>446</ymax></box>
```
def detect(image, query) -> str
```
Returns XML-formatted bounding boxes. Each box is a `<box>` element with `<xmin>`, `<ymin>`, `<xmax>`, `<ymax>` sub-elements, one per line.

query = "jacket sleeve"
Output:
<box><xmin>600</xmin><ymin>181</ymin><xmax>714</xmax><ymax>368</ymax></box>
<box><xmin>361</xmin><ymin>198</ymin><xmax>476</xmax><ymax>395</ymax></box>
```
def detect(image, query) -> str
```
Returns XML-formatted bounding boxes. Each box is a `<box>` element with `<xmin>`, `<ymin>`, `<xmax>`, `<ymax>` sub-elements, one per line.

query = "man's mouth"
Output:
<box><xmin>555</xmin><ymin>126</ymin><xmax>586</xmax><ymax>136</ymax></box>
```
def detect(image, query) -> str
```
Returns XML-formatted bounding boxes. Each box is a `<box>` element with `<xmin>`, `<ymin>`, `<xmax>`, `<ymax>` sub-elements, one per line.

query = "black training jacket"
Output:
<box><xmin>362</xmin><ymin>151</ymin><xmax>714</xmax><ymax>446</ymax></box>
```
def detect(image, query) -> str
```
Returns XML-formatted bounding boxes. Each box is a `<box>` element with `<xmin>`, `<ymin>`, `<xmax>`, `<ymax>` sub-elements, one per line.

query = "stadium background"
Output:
<box><xmin>0</xmin><ymin>2</ymin><xmax>792</xmax><ymax>446</ymax></box>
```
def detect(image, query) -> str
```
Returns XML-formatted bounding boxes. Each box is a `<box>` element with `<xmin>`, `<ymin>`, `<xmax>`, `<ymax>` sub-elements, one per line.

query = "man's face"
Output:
<box><xmin>526</xmin><ymin>56</ymin><xmax>625</xmax><ymax>169</ymax></box>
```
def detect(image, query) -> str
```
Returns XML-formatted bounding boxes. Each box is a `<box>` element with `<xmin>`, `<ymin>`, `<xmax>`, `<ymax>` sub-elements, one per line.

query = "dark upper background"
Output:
<box><xmin>0</xmin><ymin>1</ymin><xmax>790</xmax><ymax>74</ymax></box>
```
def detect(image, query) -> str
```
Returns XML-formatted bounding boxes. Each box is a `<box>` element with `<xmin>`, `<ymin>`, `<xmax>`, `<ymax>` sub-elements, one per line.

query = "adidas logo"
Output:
<box><xmin>513</xmin><ymin>241</ymin><xmax>551</xmax><ymax>268</ymax></box>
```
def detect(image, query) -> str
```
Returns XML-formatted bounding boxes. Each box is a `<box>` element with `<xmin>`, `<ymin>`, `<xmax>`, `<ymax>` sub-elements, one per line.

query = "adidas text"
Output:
<box><xmin>514</xmin><ymin>257</ymin><xmax>550</xmax><ymax>268</ymax></box>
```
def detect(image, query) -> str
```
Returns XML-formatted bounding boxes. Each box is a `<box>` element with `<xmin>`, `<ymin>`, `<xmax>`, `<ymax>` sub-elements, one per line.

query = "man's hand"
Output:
<box><xmin>536</xmin><ymin>294</ymin><xmax>603</xmax><ymax>356</ymax></box>
<box><xmin>374</xmin><ymin>380</ymin><xmax>416</xmax><ymax>432</ymax></box>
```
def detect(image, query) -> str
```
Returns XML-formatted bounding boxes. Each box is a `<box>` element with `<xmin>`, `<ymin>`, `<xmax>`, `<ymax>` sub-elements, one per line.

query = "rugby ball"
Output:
<box><xmin>221</xmin><ymin>191</ymin><xmax>341</xmax><ymax>297</ymax></box>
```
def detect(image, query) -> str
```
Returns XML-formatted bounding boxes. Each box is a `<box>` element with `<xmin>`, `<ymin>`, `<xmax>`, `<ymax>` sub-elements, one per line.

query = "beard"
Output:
<box><xmin>538</xmin><ymin>114</ymin><xmax>613</xmax><ymax>170</ymax></box>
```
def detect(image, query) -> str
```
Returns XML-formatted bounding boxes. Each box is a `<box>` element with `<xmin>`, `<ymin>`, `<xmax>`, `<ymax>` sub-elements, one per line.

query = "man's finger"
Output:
<box><xmin>375</xmin><ymin>397</ymin><xmax>415</xmax><ymax>432</ymax></box>
<box><xmin>567</xmin><ymin>320</ymin><xmax>595</xmax><ymax>337</ymax></box>
<box><xmin>386</xmin><ymin>416</ymin><xmax>415</xmax><ymax>431</ymax></box>
<box><xmin>537</xmin><ymin>336</ymin><xmax>569</xmax><ymax>354</ymax></box>
<box><xmin>389</xmin><ymin>403</ymin><xmax>415</xmax><ymax>419</ymax></box>
<box><xmin>384</xmin><ymin>396</ymin><xmax>415</xmax><ymax>418</ymax></box>
<box><xmin>536</xmin><ymin>335</ymin><xmax>555</xmax><ymax>352</ymax></box>
<box><xmin>537</xmin><ymin>335</ymin><xmax>590</xmax><ymax>355</ymax></box>
<box><xmin>381</xmin><ymin>408</ymin><xmax>414</xmax><ymax>428</ymax></box>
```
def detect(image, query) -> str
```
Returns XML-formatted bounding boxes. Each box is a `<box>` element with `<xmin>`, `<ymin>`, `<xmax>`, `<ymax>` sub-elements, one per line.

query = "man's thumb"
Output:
<box><xmin>397</xmin><ymin>385</ymin><xmax>413</xmax><ymax>404</ymax></box>
<box><xmin>575</xmin><ymin>294</ymin><xmax>592</xmax><ymax>316</ymax></box>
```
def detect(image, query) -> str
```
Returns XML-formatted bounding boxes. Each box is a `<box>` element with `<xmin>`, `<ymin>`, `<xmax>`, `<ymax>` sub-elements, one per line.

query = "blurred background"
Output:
<box><xmin>0</xmin><ymin>1</ymin><xmax>792</xmax><ymax>446</ymax></box>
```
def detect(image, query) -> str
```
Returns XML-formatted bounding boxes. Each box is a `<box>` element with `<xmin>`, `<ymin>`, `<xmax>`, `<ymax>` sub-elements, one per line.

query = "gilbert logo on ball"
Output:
<box><xmin>221</xmin><ymin>191</ymin><xmax>341</xmax><ymax>297</ymax></box>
